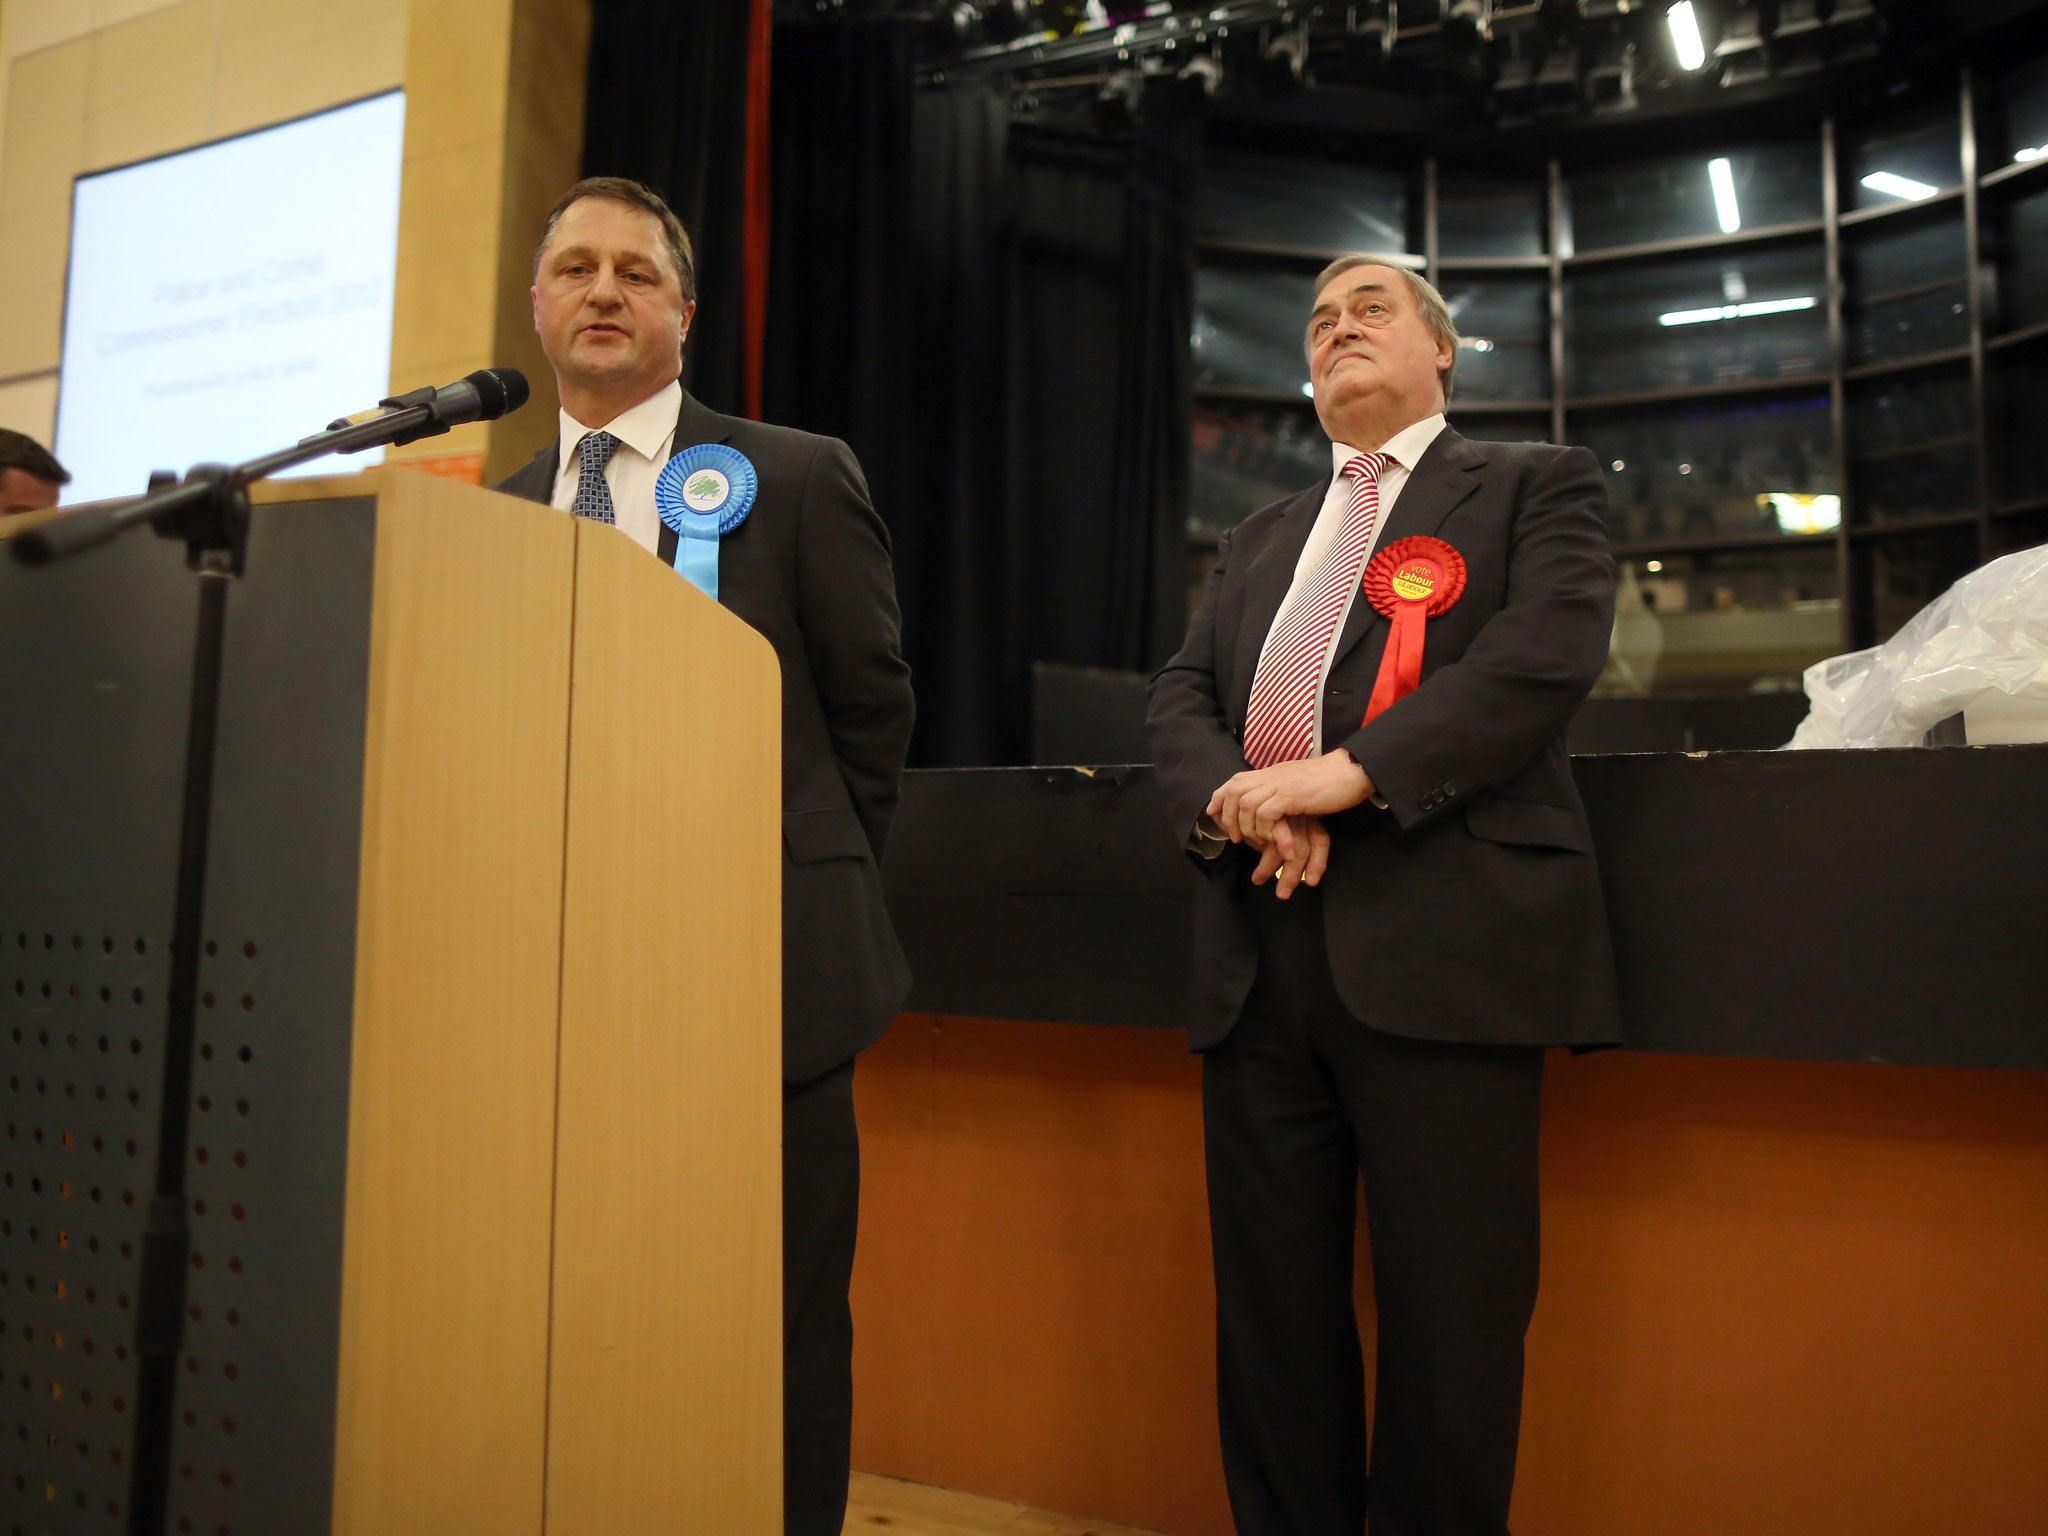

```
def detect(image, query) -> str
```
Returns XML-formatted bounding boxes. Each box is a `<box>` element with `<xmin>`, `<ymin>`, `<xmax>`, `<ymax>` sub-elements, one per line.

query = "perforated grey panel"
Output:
<box><xmin>3</xmin><ymin>498</ymin><xmax>378</xmax><ymax>1536</ymax></box>
<box><xmin>3</xmin><ymin>530</ymin><xmax>188</xmax><ymax>1535</ymax></box>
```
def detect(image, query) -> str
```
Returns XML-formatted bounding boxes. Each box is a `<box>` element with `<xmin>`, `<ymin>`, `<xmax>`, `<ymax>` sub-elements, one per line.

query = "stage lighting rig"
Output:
<box><xmin>911</xmin><ymin>0</ymin><xmax>1886</xmax><ymax>112</ymax></box>
<box><xmin>1580</xmin><ymin>21</ymin><xmax>1641</xmax><ymax>112</ymax></box>
<box><xmin>1533</xmin><ymin>36</ymin><xmax>1584</xmax><ymax>108</ymax></box>
<box><xmin>981</xmin><ymin>0</ymin><xmax>1044</xmax><ymax>39</ymax></box>
<box><xmin>1536</xmin><ymin>0</ymin><xmax>1584</xmax><ymax>45</ymax></box>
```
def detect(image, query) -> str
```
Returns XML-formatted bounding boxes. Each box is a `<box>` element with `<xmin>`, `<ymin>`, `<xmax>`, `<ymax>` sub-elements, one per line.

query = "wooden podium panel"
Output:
<box><xmin>547</xmin><ymin>522</ymin><xmax>784</xmax><ymax>1534</ymax></box>
<box><xmin>321</xmin><ymin>471</ymin><xmax>572</xmax><ymax>1536</ymax></box>
<box><xmin>1</xmin><ymin>469</ymin><xmax>783</xmax><ymax>1536</ymax></box>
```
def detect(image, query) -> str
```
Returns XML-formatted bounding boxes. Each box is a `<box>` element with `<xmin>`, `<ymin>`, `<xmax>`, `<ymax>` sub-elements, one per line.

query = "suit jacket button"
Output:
<box><xmin>1444</xmin><ymin>783</ymin><xmax>1457</xmax><ymax>797</ymax></box>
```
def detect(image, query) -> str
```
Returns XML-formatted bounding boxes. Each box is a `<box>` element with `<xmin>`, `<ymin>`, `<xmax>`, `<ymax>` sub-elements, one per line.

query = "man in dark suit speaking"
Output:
<box><xmin>1147</xmin><ymin>256</ymin><xmax>1620</xmax><ymax>1536</ymax></box>
<box><xmin>498</xmin><ymin>176</ymin><xmax>914</xmax><ymax>1536</ymax></box>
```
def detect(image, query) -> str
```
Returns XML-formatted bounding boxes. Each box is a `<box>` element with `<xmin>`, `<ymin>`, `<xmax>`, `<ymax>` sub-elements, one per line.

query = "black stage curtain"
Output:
<box><xmin>582</xmin><ymin>0</ymin><xmax>751</xmax><ymax>415</ymax></box>
<box><xmin>767</xmin><ymin>21</ymin><xmax>1195</xmax><ymax>766</ymax></box>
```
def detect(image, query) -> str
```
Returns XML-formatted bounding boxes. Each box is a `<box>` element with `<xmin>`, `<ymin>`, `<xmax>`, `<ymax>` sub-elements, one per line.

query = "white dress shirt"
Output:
<box><xmin>1193</xmin><ymin>413</ymin><xmax>1444</xmax><ymax>854</ymax></box>
<box><xmin>1251</xmin><ymin>412</ymin><xmax>1448</xmax><ymax>760</ymax></box>
<box><xmin>549</xmin><ymin>378</ymin><xmax>682</xmax><ymax>557</ymax></box>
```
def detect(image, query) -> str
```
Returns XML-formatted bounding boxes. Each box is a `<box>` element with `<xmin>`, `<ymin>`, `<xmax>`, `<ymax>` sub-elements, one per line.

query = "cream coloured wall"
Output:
<box><xmin>394</xmin><ymin>0</ymin><xmax>590</xmax><ymax>483</ymax></box>
<box><xmin>0</xmin><ymin>0</ymin><xmax>584</xmax><ymax>483</ymax></box>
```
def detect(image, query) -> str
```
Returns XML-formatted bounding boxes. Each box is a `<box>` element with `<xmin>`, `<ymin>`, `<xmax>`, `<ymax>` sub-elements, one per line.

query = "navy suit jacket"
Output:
<box><xmin>1146</xmin><ymin>427</ymin><xmax>1622</xmax><ymax>1051</ymax></box>
<box><xmin>498</xmin><ymin>388</ymin><xmax>915</xmax><ymax>1081</ymax></box>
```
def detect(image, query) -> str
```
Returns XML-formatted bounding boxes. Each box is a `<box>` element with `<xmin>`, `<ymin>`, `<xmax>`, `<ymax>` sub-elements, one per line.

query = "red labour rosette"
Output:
<box><xmin>1360</xmin><ymin>536</ymin><xmax>1468</xmax><ymax>725</ymax></box>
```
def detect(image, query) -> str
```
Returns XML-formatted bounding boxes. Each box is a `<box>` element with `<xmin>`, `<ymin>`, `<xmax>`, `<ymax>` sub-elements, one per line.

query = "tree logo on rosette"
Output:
<box><xmin>684</xmin><ymin>470</ymin><xmax>729</xmax><ymax>511</ymax></box>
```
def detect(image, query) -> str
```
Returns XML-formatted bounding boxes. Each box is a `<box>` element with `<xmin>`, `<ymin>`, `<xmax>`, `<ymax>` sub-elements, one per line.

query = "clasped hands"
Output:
<box><xmin>1204</xmin><ymin>749</ymin><xmax>1376</xmax><ymax>901</ymax></box>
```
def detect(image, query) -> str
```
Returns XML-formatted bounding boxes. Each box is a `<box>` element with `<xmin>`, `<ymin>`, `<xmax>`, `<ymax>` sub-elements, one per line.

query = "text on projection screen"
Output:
<box><xmin>55</xmin><ymin>92</ymin><xmax>407</xmax><ymax>503</ymax></box>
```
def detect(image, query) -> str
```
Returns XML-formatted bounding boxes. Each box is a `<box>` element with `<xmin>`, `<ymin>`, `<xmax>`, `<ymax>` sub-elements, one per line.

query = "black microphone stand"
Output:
<box><xmin>11</xmin><ymin>397</ymin><xmax>466</xmax><ymax>1535</ymax></box>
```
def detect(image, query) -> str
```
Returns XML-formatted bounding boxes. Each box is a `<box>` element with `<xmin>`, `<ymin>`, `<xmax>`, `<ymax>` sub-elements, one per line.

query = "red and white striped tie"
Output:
<box><xmin>1241</xmin><ymin>452</ymin><xmax>1390</xmax><ymax>769</ymax></box>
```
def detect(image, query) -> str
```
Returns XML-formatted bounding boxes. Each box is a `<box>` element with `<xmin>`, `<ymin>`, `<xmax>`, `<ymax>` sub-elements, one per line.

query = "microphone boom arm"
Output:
<box><xmin>11</xmin><ymin>381</ymin><xmax>495</xmax><ymax>569</ymax></box>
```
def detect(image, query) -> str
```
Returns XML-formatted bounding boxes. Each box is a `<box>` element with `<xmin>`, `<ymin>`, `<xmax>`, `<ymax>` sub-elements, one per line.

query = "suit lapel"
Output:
<box><xmin>503</xmin><ymin>443</ymin><xmax>558</xmax><ymax>503</ymax></box>
<box><xmin>1228</xmin><ymin>478</ymin><xmax>1329</xmax><ymax>724</ymax></box>
<box><xmin>1326</xmin><ymin>427</ymin><xmax>1486</xmax><ymax>675</ymax></box>
<box><xmin>656</xmin><ymin>389</ymin><xmax>734</xmax><ymax>567</ymax></box>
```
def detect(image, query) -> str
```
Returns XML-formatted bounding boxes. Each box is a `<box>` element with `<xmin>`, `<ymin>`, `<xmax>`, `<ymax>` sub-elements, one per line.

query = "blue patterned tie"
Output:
<box><xmin>571</xmin><ymin>430</ymin><xmax>619</xmax><ymax>524</ymax></box>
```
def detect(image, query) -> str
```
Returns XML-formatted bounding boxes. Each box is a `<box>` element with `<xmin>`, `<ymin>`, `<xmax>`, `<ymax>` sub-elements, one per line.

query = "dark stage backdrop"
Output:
<box><xmin>582</xmin><ymin>0</ymin><xmax>759</xmax><ymax>417</ymax></box>
<box><xmin>767</xmin><ymin>21</ymin><xmax>1196</xmax><ymax>765</ymax></box>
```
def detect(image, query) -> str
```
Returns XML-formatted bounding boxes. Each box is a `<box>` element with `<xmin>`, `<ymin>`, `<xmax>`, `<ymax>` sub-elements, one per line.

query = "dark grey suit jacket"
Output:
<box><xmin>1146</xmin><ymin>427</ymin><xmax>1622</xmax><ymax>1051</ymax></box>
<box><xmin>498</xmin><ymin>389</ymin><xmax>915</xmax><ymax>1081</ymax></box>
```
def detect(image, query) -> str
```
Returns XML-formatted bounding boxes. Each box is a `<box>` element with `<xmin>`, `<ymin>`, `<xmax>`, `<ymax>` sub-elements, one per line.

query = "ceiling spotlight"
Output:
<box><xmin>1666</xmin><ymin>0</ymin><xmax>1707</xmax><ymax>70</ymax></box>
<box><xmin>1093</xmin><ymin>68</ymin><xmax>1144</xmax><ymax>126</ymax></box>
<box><xmin>1343</xmin><ymin>0</ymin><xmax>1399</xmax><ymax>68</ymax></box>
<box><xmin>1178</xmin><ymin>51</ymin><xmax>1223</xmax><ymax>96</ymax></box>
<box><xmin>927</xmin><ymin>0</ymin><xmax>982</xmax><ymax>50</ymax></box>
<box><xmin>1441</xmin><ymin>0</ymin><xmax>1492</xmax><ymax>54</ymax></box>
<box><xmin>1260</xmin><ymin>24</ymin><xmax>1309</xmax><ymax>92</ymax></box>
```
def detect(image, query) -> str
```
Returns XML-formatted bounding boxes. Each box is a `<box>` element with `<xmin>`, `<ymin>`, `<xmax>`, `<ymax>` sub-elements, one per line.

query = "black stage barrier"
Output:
<box><xmin>1027</xmin><ymin>660</ymin><xmax>1817</xmax><ymax>765</ymax></box>
<box><xmin>882</xmin><ymin>750</ymin><xmax>2048</xmax><ymax>1070</ymax></box>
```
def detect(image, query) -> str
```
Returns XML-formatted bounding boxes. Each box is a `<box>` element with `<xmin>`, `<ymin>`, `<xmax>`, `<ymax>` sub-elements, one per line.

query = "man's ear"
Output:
<box><xmin>678</xmin><ymin>298</ymin><xmax>698</xmax><ymax>351</ymax></box>
<box><xmin>531</xmin><ymin>284</ymin><xmax>542</xmax><ymax>336</ymax></box>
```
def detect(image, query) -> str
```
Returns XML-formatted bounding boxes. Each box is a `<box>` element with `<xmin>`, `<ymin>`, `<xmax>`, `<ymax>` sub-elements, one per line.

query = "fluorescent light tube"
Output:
<box><xmin>1668</xmin><ymin>2</ymin><xmax>1707</xmax><ymax>70</ymax></box>
<box><xmin>1860</xmin><ymin>171</ymin><xmax>1939</xmax><ymax>201</ymax></box>
<box><xmin>1658</xmin><ymin>296</ymin><xmax>1817</xmax><ymax>326</ymax></box>
<box><xmin>1709</xmin><ymin>157</ymin><xmax>1740</xmax><ymax>233</ymax></box>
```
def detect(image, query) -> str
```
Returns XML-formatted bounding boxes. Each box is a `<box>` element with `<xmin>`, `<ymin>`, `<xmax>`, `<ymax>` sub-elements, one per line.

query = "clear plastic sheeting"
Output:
<box><xmin>1787</xmin><ymin>542</ymin><xmax>2048</xmax><ymax>749</ymax></box>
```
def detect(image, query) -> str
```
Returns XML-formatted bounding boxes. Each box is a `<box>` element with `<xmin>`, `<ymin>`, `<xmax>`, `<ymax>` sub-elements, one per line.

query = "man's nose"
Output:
<box><xmin>589</xmin><ymin>263</ymin><xmax>621</xmax><ymax>302</ymax></box>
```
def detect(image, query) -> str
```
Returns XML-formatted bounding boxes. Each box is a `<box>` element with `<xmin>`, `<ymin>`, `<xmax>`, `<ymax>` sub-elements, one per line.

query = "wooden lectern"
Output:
<box><xmin>0</xmin><ymin>469</ymin><xmax>783</xmax><ymax>1535</ymax></box>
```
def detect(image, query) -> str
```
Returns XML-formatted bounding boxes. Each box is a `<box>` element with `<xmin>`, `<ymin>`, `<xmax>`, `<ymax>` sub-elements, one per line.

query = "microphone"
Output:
<box><xmin>307</xmin><ymin>367</ymin><xmax>530</xmax><ymax>448</ymax></box>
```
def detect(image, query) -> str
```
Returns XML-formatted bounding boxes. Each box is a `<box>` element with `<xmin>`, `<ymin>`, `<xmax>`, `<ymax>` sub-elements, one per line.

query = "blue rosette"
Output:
<box><xmin>655</xmin><ymin>443</ymin><xmax>758</xmax><ymax>599</ymax></box>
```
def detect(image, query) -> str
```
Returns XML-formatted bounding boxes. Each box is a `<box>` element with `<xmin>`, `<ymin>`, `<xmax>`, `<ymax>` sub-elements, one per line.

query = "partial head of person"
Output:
<box><xmin>0</xmin><ymin>429</ymin><xmax>69</xmax><ymax>518</ymax></box>
<box><xmin>1303</xmin><ymin>255</ymin><xmax>1458</xmax><ymax>451</ymax></box>
<box><xmin>531</xmin><ymin>176</ymin><xmax>697</xmax><ymax>427</ymax></box>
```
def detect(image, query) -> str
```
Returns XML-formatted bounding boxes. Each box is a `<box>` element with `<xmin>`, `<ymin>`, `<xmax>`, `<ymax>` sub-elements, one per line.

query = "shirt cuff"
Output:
<box><xmin>1188</xmin><ymin>812</ymin><xmax>1230</xmax><ymax>860</ymax></box>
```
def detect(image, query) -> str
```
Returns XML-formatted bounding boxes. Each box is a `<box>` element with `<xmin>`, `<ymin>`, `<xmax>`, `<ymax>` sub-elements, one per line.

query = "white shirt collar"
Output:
<box><xmin>559</xmin><ymin>378</ymin><xmax>682</xmax><ymax>467</ymax></box>
<box><xmin>1328</xmin><ymin>412</ymin><xmax>1447</xmax><ymax>477</ymax></box>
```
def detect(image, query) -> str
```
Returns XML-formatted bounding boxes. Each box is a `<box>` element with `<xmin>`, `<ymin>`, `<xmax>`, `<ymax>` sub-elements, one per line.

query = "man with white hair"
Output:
<box><xmin>1148</xmin><ymin>255</ymin><xmax>1620</xmax><ymax>1536</ymax></box>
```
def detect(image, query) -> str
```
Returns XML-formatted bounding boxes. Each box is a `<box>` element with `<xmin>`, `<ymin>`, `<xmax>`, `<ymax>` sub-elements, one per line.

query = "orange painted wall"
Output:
<box><xmin>850</xmin><ymin>1014</ymin><xmax>2048</xmax><ymax>1536</ymax></box>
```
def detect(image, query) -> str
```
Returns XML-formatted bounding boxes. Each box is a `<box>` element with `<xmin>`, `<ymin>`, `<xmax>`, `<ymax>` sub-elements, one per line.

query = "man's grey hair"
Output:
<box><xmin>1307</xmin><ymin>253</ymin><xmax>1460</xmax><ymax>402</ymax></box>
